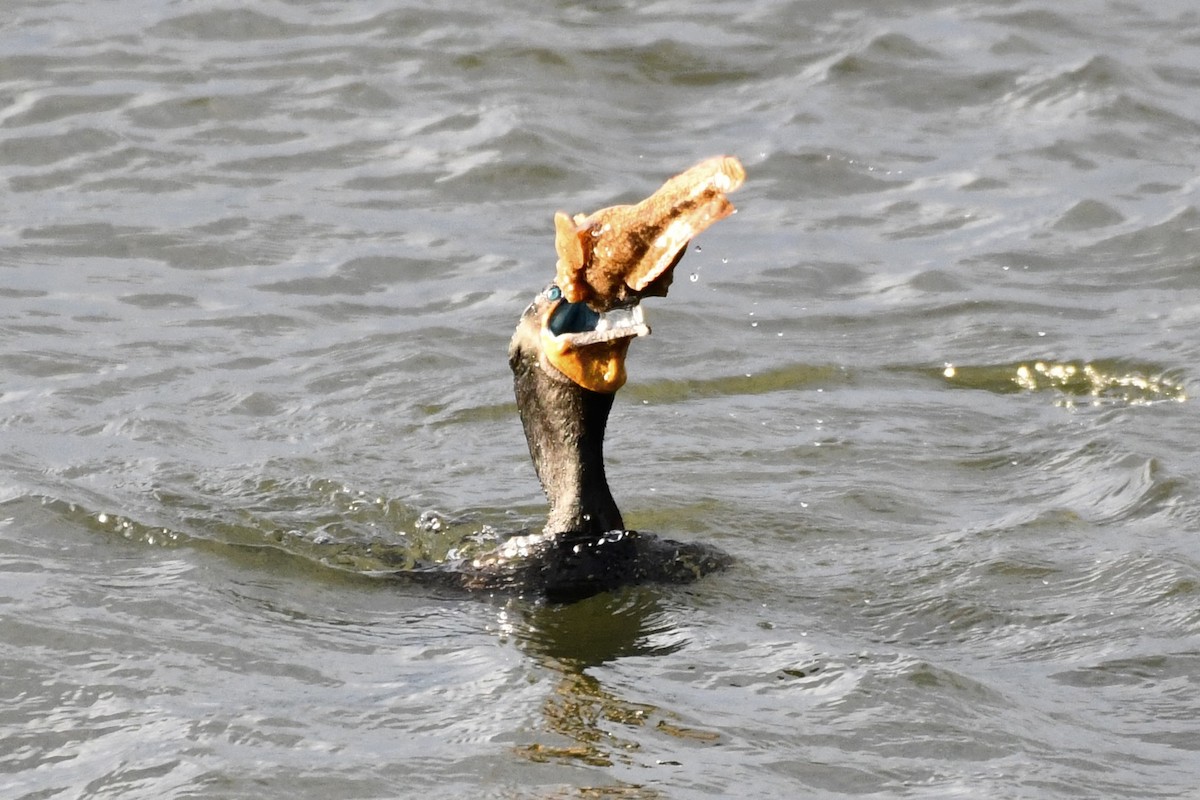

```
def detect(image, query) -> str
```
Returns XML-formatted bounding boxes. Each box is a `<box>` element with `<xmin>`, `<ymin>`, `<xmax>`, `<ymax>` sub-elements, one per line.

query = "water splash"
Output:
<box><xmin>939</xmin><ymin>360</ymin><xmax>1187</xmax><ymax>407</ymax></box>
<box><xmin>1015</xmin><ymin>361</ymin><xmax>1186</xmax><ymax>407</ymax></box>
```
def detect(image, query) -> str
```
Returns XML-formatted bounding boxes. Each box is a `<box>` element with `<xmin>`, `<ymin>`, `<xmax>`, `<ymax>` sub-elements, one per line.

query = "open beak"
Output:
<box><xmin>540</xmin><ymin>298</ymin><xmax>650</xmax><ymax>393</ymax></box>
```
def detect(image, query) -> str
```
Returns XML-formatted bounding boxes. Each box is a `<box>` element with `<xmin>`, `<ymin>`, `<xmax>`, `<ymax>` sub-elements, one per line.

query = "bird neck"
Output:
<box><xmin>511</xmin><ymin>346</ymin><xmax>625</xmax><ymax>539</ymax></box>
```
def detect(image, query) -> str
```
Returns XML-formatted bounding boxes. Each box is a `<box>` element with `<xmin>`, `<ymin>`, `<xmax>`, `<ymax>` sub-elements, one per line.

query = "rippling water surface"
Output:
<box><xmin>3</xmin><ymin>0</ymin><xmax>1199</xmax><ymax>797</ymax></box>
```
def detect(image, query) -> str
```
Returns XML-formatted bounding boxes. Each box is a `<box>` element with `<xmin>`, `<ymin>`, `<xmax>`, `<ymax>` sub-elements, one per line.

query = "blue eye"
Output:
<box><xmin>545</xmin><ymin>285</ymin><xmax>562</xmax><ymax>301</ymax></box>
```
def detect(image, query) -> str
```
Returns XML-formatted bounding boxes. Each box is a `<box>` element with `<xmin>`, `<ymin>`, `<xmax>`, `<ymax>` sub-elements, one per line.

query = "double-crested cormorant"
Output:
<box><xmin>471</xmin><ymin>157</ymin><xmax>745</xmax><ymax>600</ymax></box>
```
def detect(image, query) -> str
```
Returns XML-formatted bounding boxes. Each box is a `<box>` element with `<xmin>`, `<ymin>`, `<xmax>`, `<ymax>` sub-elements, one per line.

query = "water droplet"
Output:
<box><xmin>689</xmin><ymin>272</ymin><xmax>699</xmax><ymax>282</ymax></box>
<box><xmin>694</xmin><ymin>244</ymin><xmax>702</xmax><ymax>252</ymax></box>
<box><xmin>416</xmin><ymin>510</ymin><xmax>444</xmax><ymax>532</ymax></box>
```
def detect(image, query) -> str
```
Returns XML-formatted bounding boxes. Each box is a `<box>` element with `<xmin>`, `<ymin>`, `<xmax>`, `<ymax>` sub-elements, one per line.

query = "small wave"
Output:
<box><xmin>816</xmin><ymin>30</ymin><xmax>1022</xmax><ymax>113</ymax></box>
<box><xmin>17</xmin><ymin>483</ymin><xmax>726</xmax><ymax>601</ymax></box>
<box><xmin>147</xmin><ymin>9</ymin><xmax>312</xmax><ymax>43</ymax></box>
<box><xmin>938</xmin><ymin>359</ymin><xmax>1186</xmax><ymax>407</ymax></box>
<box><xmin>1001</xmin><ymin>55</ymin><xmax>1133</xmax><ymax>113</ymax></box>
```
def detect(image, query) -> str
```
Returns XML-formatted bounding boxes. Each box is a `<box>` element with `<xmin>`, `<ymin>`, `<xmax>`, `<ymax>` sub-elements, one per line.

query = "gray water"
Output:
<box><xmin>2</xmin><ymin>0</ymin><xmax>1199</xmax><ymax>797</ymax></box>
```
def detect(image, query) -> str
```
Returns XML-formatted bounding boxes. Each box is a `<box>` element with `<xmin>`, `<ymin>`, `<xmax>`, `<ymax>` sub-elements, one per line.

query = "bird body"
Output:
<box><xmin>482</xmin><ymin>156</ymin><xmax>744</xmax><ymax>599</ymax></box>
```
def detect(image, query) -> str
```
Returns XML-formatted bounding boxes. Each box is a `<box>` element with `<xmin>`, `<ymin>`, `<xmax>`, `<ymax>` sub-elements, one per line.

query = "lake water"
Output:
<box><xmin>3</xmin><ymin>0</ymin><xmax>1199</xmax><ymax>797</ymax></box>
